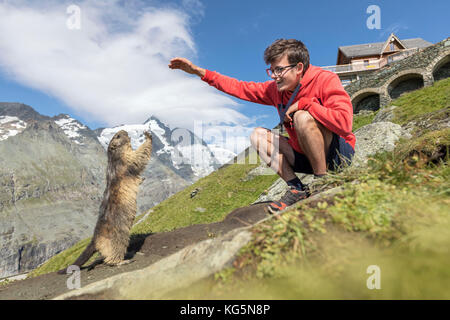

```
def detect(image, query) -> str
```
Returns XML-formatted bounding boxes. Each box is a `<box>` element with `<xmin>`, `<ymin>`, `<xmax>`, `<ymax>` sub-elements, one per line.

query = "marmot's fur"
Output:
<box><xmin>58</xmin><ymin>130</ymin><xmax>152</xmax><ymax>274</ymax></box>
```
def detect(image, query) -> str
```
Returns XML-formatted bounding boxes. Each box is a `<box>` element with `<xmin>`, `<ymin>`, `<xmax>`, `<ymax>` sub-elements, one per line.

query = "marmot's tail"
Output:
<box><xmin>57</xmin><ymin>241</ymin><xmax>97</xmax><ymax>275</ymax></box>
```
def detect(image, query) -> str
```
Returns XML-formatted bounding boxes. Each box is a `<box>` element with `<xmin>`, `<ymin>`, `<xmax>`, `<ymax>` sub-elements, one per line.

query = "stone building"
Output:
<box><xmin>323</xmin><ymin>33</ymin><xmax>432</xmax><ymax>87</ymax></box>
<box><xmin>325</xmin><ymin>37</ymin><xmax>450</xmax><ymax>113</ymax></box>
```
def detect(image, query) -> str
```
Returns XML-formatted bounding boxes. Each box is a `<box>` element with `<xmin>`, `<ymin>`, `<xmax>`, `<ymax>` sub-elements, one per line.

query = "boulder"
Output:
<box><xmin>353</xmin><ymin>121</ymin><xmax>408</xmax><ymax>166</ymax></box>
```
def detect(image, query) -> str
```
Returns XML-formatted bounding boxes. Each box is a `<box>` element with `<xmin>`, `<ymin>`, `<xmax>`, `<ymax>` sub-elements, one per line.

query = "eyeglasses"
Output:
<box><xmin>266</xmin><ymin>64</ymin><xmax>297</xmax><ymax>78</ymax></box>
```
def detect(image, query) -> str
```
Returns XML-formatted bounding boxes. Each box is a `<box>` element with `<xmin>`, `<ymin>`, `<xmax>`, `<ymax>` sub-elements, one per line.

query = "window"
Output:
<box><xmin>390</xmin><ymin>43</ymin><xmax>395</xmax><ymax>51</ymax></box>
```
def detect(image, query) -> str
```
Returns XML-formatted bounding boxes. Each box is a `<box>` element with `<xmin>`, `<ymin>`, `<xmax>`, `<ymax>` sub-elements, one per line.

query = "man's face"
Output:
<box><xmin>269</xmin><ymin>54</ymin><xmax>304</xmax><ymax>92</ymax></box>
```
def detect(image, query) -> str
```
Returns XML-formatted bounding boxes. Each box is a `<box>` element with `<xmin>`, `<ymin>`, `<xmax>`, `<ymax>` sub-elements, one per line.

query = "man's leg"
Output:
<box><xmin>292</xmin><ymin>111</ymin><xmax>333</xmax><ymax>175</ymax></box>
<box><xmin>250</xmin><ymin>127</ymin><xmax>297</xmax><ymax>181</ymax></box>
<box><xmin>250</xmin><ymin>127</ymin><xmax>310</xmax><ymax>213</ymax></box>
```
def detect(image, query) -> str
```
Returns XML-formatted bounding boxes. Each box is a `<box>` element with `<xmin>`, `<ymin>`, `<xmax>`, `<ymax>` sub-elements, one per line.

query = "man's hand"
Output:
<box><xmin>168</xmin><ymin>57</ymin><xmax>206</xmax><ymax>78</ymax></box>
<box><xmin>283</xmin><ymin>101</ymin><xmax>299</xmax><ymax>123</ymax></box>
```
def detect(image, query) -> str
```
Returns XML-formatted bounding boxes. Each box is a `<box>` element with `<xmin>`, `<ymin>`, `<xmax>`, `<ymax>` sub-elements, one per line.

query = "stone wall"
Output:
<box><xmin>354</xmin><ymin>94</ymin><xmax>380</xmax><ymax>113</ymax></box>
<box><xmin>434</xmin><ymin>61</ymin><xmax>450</xmax><ymax>81</ymax></box>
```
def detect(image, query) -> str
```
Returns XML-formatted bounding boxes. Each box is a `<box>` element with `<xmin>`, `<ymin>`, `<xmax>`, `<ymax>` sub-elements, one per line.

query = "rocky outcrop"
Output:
<box><xmin>0</xmin><ymin>199</ymin><xmax>99</xmax><ymax>279</ymax></box>
<box><xmin>0</xmin><ymin>112</ymin><xmax>104</xmax><ymax>279</ymax></box>
<box><xmin>353</xmin><ymin>121</ymin><xmax>410</xmax><ymax>166</ymax></box>
<box><xmin>402</xmin><ymin>107</ymin><xmax>450</xmax><ymax>133</ymax></box>
<box><xmin>372</xmin><ymin>106</ymin><xmax>397</xmax><ymax>123</ymax></box>
<box><xmin>1</xmin><ymin>237</ymin><xmax>81</xmax><ymax>278</ymax></box>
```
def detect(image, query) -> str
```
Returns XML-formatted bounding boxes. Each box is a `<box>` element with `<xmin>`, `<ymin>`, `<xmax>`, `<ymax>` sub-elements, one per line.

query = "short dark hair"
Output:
<box><xmin>264</xmin><ymin>39</ymin><xmax>310</xmax><ymax>73</ymax></box>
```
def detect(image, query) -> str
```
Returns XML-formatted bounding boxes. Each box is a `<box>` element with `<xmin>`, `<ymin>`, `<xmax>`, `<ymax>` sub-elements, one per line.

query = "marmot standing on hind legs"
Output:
<box><xmin>58</xmin><ymin>130</ymin><xmax>152</xmax><ymax>274</ymax></box>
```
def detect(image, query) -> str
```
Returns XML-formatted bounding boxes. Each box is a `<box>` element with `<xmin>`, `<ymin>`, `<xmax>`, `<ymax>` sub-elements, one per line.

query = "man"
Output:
<box><xmin>169</xmin><ymin>39</ymin><xmax>355</xmax><ymax>213</ymax></box>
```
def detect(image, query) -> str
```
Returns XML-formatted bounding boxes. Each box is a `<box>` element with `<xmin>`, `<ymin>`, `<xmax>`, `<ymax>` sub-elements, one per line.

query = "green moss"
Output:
<box><xmin>353</xmin><ymin>112</ymin><xmax>377</xmax><ymax>131</ymax></box>
<box><xmin>394</xmin><ymin>128</ymin><xmax>450</xmax><ymax>164</ymax></box>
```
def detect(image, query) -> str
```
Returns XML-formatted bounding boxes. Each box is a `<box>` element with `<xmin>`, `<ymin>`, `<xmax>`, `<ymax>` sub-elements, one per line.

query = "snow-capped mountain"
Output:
<box><xmin>0</xmin><ymin>116</ymin><xmax>27</xmax><ymax>141</ymax></box>
<box><xmin>53</xmin><ymin>116</ymin><xmax>87</xmax><ymax>145</ymax></box>
<box><xmin>208</xmin><ymin>143</ymin><xmax>238</xmax><ymax>165</ymax></box>
<box><xmin>96</xmin><ymin>116</ymin><xmax>232</xmax><ymax>180</ymax></box>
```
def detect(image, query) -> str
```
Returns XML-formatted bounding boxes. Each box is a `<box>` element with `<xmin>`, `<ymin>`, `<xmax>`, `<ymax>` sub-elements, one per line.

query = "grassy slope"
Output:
<box><xmin>164</xmin><ymin>78</ymin><xmax>450</xmax><ymax>299</ymax></box>
<box><xmin>353</xmin><ymin>112</ymin><xmax>377</xmax><ymax>131</ymax></box>
<box><xmin>391</xmin><ymin>77</ymin><xmax>450</xmax><ymax>125</ymax></box>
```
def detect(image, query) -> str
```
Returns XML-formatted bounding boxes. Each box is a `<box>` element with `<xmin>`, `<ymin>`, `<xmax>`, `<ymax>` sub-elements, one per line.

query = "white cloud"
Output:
<box><xmin>182</xmin><ymin>0</ymin><xmax>205</xmax><ymax>20</ymax></box>
<box><xmin>0</xmin><ymin>0</ymin><xmax>254</xmax><ymax>151</ymax></box>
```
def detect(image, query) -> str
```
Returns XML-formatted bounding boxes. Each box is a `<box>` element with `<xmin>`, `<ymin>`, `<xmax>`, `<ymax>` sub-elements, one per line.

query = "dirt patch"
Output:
<box><xmin>0</xmin><ymin>202</ymin><xmax>270</xmax><ymax>300</ymax></box>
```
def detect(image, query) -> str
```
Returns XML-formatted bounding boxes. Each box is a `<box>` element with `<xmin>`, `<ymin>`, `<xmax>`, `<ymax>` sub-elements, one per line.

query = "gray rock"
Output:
<box><xmin>372</xmin><ymin>105</ymin><xmax>398</xmax><ymax>123</ymax></box>
<box><xmin>244</xmin><ymin>164</ymin><xmax>276</xmax><ymax>181</ymax></box>
<box><xmin>357</xmin><ymin>109</ymin><xmax>375</xmax><ymax>116</ymax></box>
<box><xmin>353</xmin><ymin>121</ymin><xmax>408</xmax><ymax>166</ymax></box>
<box><xmin>402</xmin><ymin>108</ymin><xmax>450</xmax><ymax>133</ymax></box>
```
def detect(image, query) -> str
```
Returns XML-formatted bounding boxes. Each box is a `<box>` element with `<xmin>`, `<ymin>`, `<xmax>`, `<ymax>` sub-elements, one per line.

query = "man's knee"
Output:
<box><xmin>293</xmin><ymin>111</ymin><xmax>333</xmax><ymax>151</ymax></box>
<box><xmin>250</xmin><ymin>127</ymin><xmax>271</xmax><ymax>146</ymax></box>
<box><xmin>293</xmin><ymin>110</ymin><xmax>316</xmax><ymax>135</ymax></box>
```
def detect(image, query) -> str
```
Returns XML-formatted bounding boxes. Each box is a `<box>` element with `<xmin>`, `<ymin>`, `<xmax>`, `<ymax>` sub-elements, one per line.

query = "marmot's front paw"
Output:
<box><xmin>144</xmin><ymin>131</ymin><xmax>152</xmax><ymax>140</ymax></box>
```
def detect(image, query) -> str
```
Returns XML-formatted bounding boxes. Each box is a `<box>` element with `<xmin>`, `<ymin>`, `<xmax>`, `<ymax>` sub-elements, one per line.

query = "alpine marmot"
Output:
<box><xmin>58</xmin><ymin>130</ymin><xmax>152</xmax><ymax>273</ymax></box>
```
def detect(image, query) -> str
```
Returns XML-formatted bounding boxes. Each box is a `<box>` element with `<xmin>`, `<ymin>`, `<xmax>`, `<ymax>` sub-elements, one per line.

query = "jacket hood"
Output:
<box><xmin>300</xmin><ymin>65</ymin><xmax>323</xmax><ymax>89</ymax></box>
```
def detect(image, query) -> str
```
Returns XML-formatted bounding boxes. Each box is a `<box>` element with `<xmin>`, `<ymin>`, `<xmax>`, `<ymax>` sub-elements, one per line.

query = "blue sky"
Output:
<box><xmin>0</xmin><ymin>0</ymin><xmax>448</xmax><ymax>152</ymax></box>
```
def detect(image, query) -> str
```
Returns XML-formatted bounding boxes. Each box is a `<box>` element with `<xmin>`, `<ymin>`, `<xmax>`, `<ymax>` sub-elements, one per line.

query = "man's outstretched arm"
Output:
<box><xmin>169</xmin><ymin>57</ymin><xmax>275</xmax><ymax>106</ymax></box>
<box><xmin>169</xmin><ymin>57</ymin><xmax>206</xmax><ymax>78</ymax></box>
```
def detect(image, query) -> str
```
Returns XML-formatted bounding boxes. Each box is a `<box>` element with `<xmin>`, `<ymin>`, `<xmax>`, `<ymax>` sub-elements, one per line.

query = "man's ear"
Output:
<box><xmin>296</xmin><ymin>63</ymin><xmax>304</xmax><ymax>76</ymax></box>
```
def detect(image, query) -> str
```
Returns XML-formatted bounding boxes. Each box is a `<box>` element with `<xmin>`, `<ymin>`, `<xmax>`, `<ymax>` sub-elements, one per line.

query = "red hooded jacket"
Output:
<box><xmin>201</xmin><ymin>65</ymin><xmax>355</xmax><ymax>154</ymax></box>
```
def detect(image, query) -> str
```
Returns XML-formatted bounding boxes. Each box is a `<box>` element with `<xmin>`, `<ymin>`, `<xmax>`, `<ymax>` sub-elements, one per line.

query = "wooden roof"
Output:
<box><xmin>337</xmin><ymin>33</ymin><xmax>432</xmax><ymax>63</ymax></box>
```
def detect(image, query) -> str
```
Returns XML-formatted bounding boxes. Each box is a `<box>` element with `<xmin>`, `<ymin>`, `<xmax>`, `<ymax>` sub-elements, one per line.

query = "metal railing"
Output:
<box><xmin>322</xmin><ymin>59</ymin><xmax>385</xmax><ymax>73</ymax></box>
<box><xmin>322</xmin><ymin>48</ymin><xmax>420</xmax><ymax>74</ymax></box>
<box><xmin>385</xmin><ymin>48</ymin><xmax>419</xmax><ymax>63</ymax></box>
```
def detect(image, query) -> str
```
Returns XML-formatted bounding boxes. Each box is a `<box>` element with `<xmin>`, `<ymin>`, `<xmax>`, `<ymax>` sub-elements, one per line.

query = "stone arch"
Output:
<box><xmin>430</xmin><ymin>50</ymin><xmax>450</xmax><ymax>81</ymax></box>
<box><xmin>351</xmin><ymin>88</ymin><xmax>381</xmax><ymax>113</ymax></box>
<box><xmin>384</xmin><ymin>70</ymin><xmax>425</xmax><ymax>100</ymax></box>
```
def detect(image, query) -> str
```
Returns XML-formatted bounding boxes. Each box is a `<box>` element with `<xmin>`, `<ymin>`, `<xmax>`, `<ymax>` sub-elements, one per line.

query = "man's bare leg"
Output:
<box><xmin>250</xmin><ymin>127</ymin><xmax>297</xmax><ymax>182</ymax></box>
<box><xmin>292</xmin><ymin>111</ymin><xmax>333</xmax><ymax>175</ymax></box>
<box><xmin>250</xmin><ymin>126</ymin><xmax>313</xmax><ymax>213</ymax></box>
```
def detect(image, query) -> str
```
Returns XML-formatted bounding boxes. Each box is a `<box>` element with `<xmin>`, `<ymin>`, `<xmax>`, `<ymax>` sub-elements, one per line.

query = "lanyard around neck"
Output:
<box><xmin>279</xmin><ymin>82</ymin><xmax>302</xmax><ymax>125</ymax></box>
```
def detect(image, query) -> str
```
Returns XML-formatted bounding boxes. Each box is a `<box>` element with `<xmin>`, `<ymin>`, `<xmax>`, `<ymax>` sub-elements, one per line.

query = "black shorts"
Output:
<box><xmin>290</xmin><ymin>133</ymin><xmax>355</xmax><ymax>174</ymax></box>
